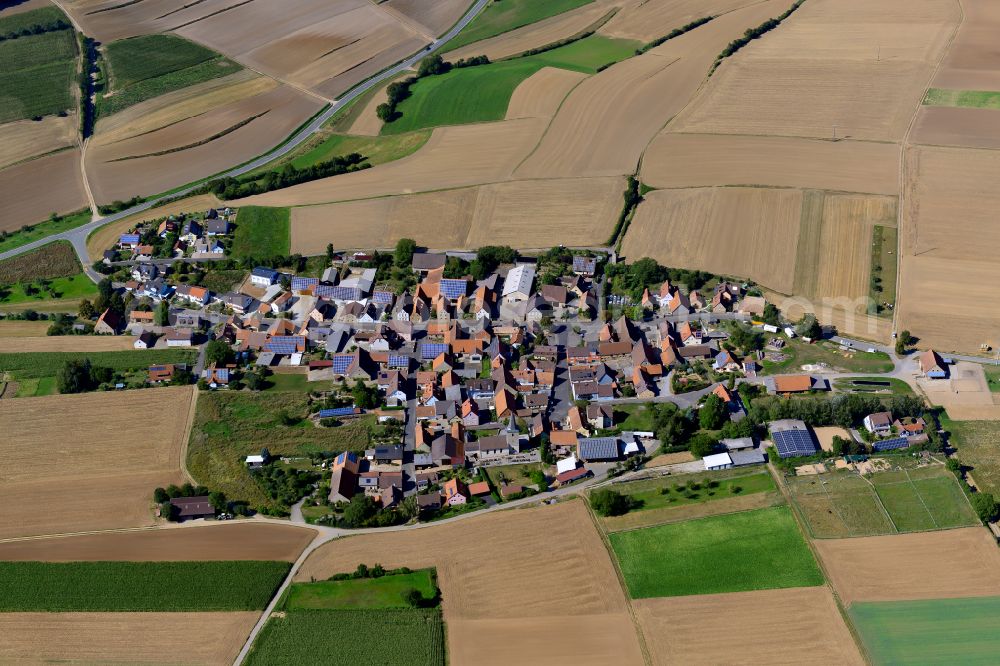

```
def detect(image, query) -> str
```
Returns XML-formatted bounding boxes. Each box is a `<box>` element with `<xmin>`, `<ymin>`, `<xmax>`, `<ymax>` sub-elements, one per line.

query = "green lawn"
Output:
<box><xmin>263</xmin><ymin>373</ymin><xmax>315</xmax><ymax>392</ymax></box>
<box><xmin>287</xmin><ymin>131</ymin><xmax>431</xmax><ymax>170</ymax></box>
<box><xmin>0</xmin><ymin>349</ymin><xmax>195</xmax><ymax>380</ymax></box>
<box><xmin>833</xmin><ymin>376</ymin><xmax>914</xmax><ymax>395</ymax></box>
<box><xmin>14</xmin><ymin>375</ymin><xmax>58</xmax><ymax>398</ymax></box>
<box><xmin>609</xmin><ymin>471</ymin><xmax>776</xmax><ymax>514</ymax></box>
<box><xmin>851</xmin><ymin>596</ymin><xmax>1000</xmax><ymax>665</ymax></box>
<box><xmin>0</xmin><ymin>209</ymin><xmax>91</xmax><ymax>255</ymax></box>
<box><xmin>943</xmin><ymin>417</ymin><xmax>1000</xmax><ymax>498</ymax></box>
<box><xmin>761</xmin><ymin>339</ymin><xmax>894</xmax><ymax>375</ymax></box>
<box><xmin>786</xmin><ymin>462</ymin><xmax>977</xmax><ymax>538</ymax></box>
<box><xmin>868</xmin><ymin>225</ymin><xmax>897</xmax><ymax>316</ymax></box>
<box><xmin>0</xmin><ymin>561</ymin><xmax>289</xmax><ymax>611</ymax></box>
<box><xmin>984</xmin><ymin>366</ymin><xmax>1000</xmax><ymax>393</ymax></box>
<box><xmin>285</xmin><ymin>570</ymin><xmax>436</xmax><ymax>610</ymax></box>
<box><xmin>0</xmin><ymin>274</ymin><xmax>98</xmax><ymax>305</ymax></box>
<box><xmin>187</xmin><ymin>392</ymin><xmax>375</xmax><ymax>510</ymax></box>
<box><xmin>232</xmin><ymin>206</ymin><xmax>290</xmax><ymax>259</ymax></box>
<box><xmin>924</xmin><ymin>88</ymin><xmax>1000</xmax><ymax>110</ymax></box>
<box><xmin>609</xmin><ymin>506</ymin><xmax>823</xmax><ymax>598</ymax></box>
<box><xmin>99</xmin><ymin>34</ymin><xmax>241</xmax><ymax>117</ymax></box>
<box><xmin>246</xmin><ymin>609</ymin><xmax>445</xmax><ymax>666</ymax></box>
<box><xmin>444</xmin><ymin>0</ymin><xmax>596</xmax><ymax>52</ymax></box>
<box><xmin>383</xmin><ymin>35</ymin><xmax>638</xmax><ymax>135</ymax></box>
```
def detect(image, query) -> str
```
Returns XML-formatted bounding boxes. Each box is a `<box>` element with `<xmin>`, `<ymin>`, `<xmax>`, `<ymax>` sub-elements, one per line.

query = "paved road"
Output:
<box><xmin>0</xmin><ymin>0</ymin><xmax>493</xmax><ymax>271</ymax></box>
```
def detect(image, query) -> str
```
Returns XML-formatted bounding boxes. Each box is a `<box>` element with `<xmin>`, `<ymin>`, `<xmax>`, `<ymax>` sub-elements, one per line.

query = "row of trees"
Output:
<box><xmin>203</xmin><ymin>154</ymin><xmax>369</xmax><ymax>200</ymax></box>
<box><xmin>0</xmin><ymin>17</ymin><xmax>70</xmax><ymax>42</ymax></box>
<box><xmin>713</xmin><ymin>0</ymin><xmax>806</xmax><ymax>70</ymax></box>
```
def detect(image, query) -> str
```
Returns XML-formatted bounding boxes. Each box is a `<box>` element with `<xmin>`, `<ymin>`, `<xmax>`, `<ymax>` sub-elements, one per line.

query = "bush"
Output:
<box><xmin>590</xmin><ymin>489</ymin><xmax>634</xmax><ymax>517</ymax></box>
<box><xmin>971</xmin><ymin>492</ymin><xmax>999</xmax><ymax>523</ymax></box>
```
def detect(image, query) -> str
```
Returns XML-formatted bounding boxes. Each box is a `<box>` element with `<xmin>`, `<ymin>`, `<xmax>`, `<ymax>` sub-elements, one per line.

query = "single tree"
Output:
<box><xmin>699</xmin><ymin>393</ymin><xmax>729</xmax><ymax>430</ymax></box>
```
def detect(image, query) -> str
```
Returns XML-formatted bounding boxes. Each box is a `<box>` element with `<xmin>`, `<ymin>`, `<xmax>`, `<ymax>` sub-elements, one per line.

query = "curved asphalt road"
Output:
<box><xmin>0</xmin><ymin>0</ymin><xmax>491</xmax><ymax>270</ymax></box>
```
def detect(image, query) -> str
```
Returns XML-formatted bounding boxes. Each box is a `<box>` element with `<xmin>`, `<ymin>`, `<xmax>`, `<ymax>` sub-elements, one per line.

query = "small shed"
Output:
<box><xmin>703</xmin><ymin>452</ymin><xmax>734</xmax><ymax>471</ymax></box>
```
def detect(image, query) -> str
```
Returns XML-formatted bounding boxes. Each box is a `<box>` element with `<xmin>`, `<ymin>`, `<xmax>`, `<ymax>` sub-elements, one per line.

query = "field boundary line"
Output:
<box><xmin>582</xmin><ymin>497</ymin><xmax>653</xmax><ymax>666</ymax></box>
<box><xmin>858</xmin><ymin>473</ymin><xmax>898</xmax><ymax>534</ymax></box>
<box><xmin>179</xmin><ymin>384</ymin><xmax>199</xmax><ymax>484</ymax></box>
<box><xmin>903</xmin><ymin>470</ymin><xmax>939</xmax><ymax>529</ymax></box>
<box><xmin>603</xmin><ymin>491</ymin><xmax>784</xmax><ymax>534</ymax></box>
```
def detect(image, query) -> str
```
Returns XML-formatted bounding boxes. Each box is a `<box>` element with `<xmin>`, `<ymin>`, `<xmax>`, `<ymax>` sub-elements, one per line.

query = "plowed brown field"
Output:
<box><xmin>897</xmin><ymin>145</ymin><xmax>1000</xmax><ymax>352</ymax></box>
<box><xmin>0</xmin><ymin>336</ymin><xmax>137</xmax><ymax>352</ymax></box>
<box><xmin>0</xmin><ymin>116</ymin><xmax>77</xmax><ymax>170</ymax></box>
<box><xmin>912</xmin><ymin>106</ymin><xmax>1000</xmax><ymax>150</ymax></box>
<box><xmin>0</xmin><ymin>149</ymin><xmax>88</xmax><ymax>232</ymax></box>
<box><xmin>87</xmin><ymin>84</ymin><xmax>324</xmax><ymax>203</ymax></box>
<box><xmin>237</xmin><ymin>117</ymin><xmax>549</xmax><ymax>207</ymax></box>
<box><xmin>386</xmin><ymin>0</ymin><xmax>474</xmax><ymax>36</ymax></box>
<box><xmin>621</xmin><ymin>187</ymin><xmax>803</xmax><ymax>293</ymax></box>
<box><xmin>0</xmin><ymin>386</ymin><xmax>196</xmax><ymax>539</ymax></box>
<box><xmin>505</xmin><ymin>67</ymin><xmax>587</xmax><ymax>119</ymax></box>
<box><xmin>514</xmin><ymin>0</ymin><xmax>790</xmax><ymax>179</ymax></box>
<box><xmin>672</xmin><ymin>0</ymin><xmax>960</xmax><ymax>142</ymax></box>
<box><xmin>815</xmin><ymin>527</ymin><xmax>1000</xmax><ymax>604</ymax></box>
<box><xmin>931</xmin><ymin>0</ymin><xmax>1000</xmax><ymax>90</ymax></box>
<box><xmin>0</xmin><ymin>612</ymin><xmax>258</xmax><ymax>666</ymax></box>
<box><xmin>635</xmin><ymin>587</ymin><xmax>864</xmax><ymax>665</ymax></box>
<box><xmin>298</xmin><ymin>500</ymin><xmax>644</xmax><ymax>664</ymax></box>
<box><xmin>0</xmin><ymin>522</ymin><xmax>315</xmax><ymax>561</ymax></box>
<box><xmin>641</xmin><ymin>134</ymin><xmax>899</xmax><ymax>194</ymax></box>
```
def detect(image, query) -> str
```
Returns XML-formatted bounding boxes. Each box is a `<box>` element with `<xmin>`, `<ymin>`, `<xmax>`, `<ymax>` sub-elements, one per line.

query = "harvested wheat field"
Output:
<box><xmin>292</xmin><ymin>188</ymin><xmax>481</xmax><ymax>253</ymax></box>
<box><xmin>599</xmin><ymin>0</ymin><xmax>756</xmax><ymax>42</ymax></box>
<box><xmin>931</xmin><ymin>0</ymin><xmax>1000</xmax><ymax>90</ymax></box>
<box><xmin>635</xmin><ymin>587</ymin><xmax>864</xmax><ymax>665</ymax></box>
<box><xmin>465</xmin><ymin>177</ymin><xmax>623</xmax><ymax>247</ymax></box>
<box><xmin>447</xmin><ymin>0</ymin><xmax>620</xmax><ymax>62</ymax></box>
<box><xmin>87</xmin><ymin>85</ymin><xmax>324</xmax><ymax>203</ymax></box>
<box><xmin>0</xmin><ymin>386</ymin><xmax>196</xmax><ymax>539</ymax></box>
<box><xmin>63</xmin><ymin>0</ymin><xmax>265</xmax><ymax>42</ymax></box>
<box><xmin>641</xmin><ymin>134</ymin><xmax>899</xmax><ymax>194</ymax></box>
<box><xmin>385</xmin><ymin>0</ymin><xmax>474</xmax><ymax>36</ymax></box>
<box><xmin>815</xmin><ymin>527</ymin><xmax>1000</xmax><ymax>605</ymax></box>
<box><xmin>347</xmin><ymin>77</ymin><xmax>407</xmax><ymax>136</ymax></box>
<box><xmin>897</xmin><ymin>145</ymin><xmax>1000</xmax><ymax>352</ymax></box>
<box><xmin>505</xmin><ymin>67</ymin><xmax>587</xmax><ymax>120</ymax></box>
<box><xmin>0</xmin><ymin>612</ymin><xmax>258</xmax><ymax>666</ymax></box>
<box><xmin>0</xmin><ymin>336</ymin><xmax>137</xmax><ymax>353</ymax></box>
<box><xmin>0</xmin><ymin>522</ymin><xmax>314</xmax><ymax>561</ymax></box>
<box><xmin>0</xmin><ymin>150</ymin><xmax>88</xmax><ymax>232</ymax></box>
<box><xmin>912</xmin><ymin>106</ymin><xmax>1000</xmax><ymax>150</ymax></box>
<box><xmin>0</xmin><ymin>116</ymin><xmax>78</xmax><ymax>170</ymax></box>
<box><xmin>673</xmin><ymin>0</ymin><xmax>960</xmax><ymax>142</ymax></box>
<box><xmin>86</xmin><ymin>193</ymin><xmax>221</xmax><ymax>259</ymax></box>
<box><xmin>0</xmin><ymin>321</ymin><xmax>51</xmax><ymax>337</ymax></box>
<box><xmin>515</xmin><ymin>0</ymin><xmax>790</xmax><ymax>179</ymax></box>
<box><xmin>298</xmin><ymin>500</ymin><xmax>645</xmax><ymax>664</ymax></box>
<box><xmin>238</xmin><ymin>117</ymin><xmax>548</xmax><ymax>207</ymax></box>
<box><xmin>622</xmin><ymin>187</ymin><xmax>803</xmax><ymax>293</ymax></box>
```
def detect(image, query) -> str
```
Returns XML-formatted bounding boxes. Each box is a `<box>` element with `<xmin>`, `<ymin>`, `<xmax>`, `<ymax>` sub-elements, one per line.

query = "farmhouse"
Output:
<box><xmin>169</xmin><ymin>496</ymin><xmax>214</xmax><ymax>521</ymax></box>
<box><xmin>502</xmin><ymin>264</ymin><xmax>535</xmax><ymax>303</ymax></box>
<box><xmin>769</xmin><ymin>420</ymin><xmax>817</xmax><ymax>459</ymax></box>
<box><xmin>919</xmin><ymin>350</ymin><xmax>948</xmax><ymax>378</ymax></box>
<box><xmin>864</xmin><ymin>412</ymin><xmax>893</xmax><ymax>436</ymax></box>
<box><xmin>95</xmin><ymin>309</ymin><xmax>125</xmax><ymax>335</ymax></box>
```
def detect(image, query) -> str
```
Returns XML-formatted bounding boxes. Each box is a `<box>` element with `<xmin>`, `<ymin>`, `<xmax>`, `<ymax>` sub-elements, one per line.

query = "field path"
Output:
<box><xmin>894</xmin><ymin>0</ymin><xmax>965</xmax><ymax>339</ymax></box>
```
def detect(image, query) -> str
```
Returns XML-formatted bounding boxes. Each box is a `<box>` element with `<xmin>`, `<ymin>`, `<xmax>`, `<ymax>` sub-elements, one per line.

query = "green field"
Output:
<box><xmin>187</xmin><ymin>392</ymin><xmax>374</xmax><ymax>509</ymax></box>
<box><xmin>444</xmin><ymin>0</ymin><xmax>595</xmax><ymax>52</ymax></box>
<box><xmin>383</xmin><ymin>35</ymin><xmax>638</xmax><ymax>135</ymax></box>
<box><xmin>0</xmin><ymin>209</ymin><xmax>91</xmax><ymax>255</ymax></box>
<box><xmin>246</xmin><ymin>609</ymin><xmax>445</xmax><ymax>666</ymax></box>
<box><xmin>232</xmin><ymin>206</ymin><xmax>290</xmax><ymax>259</ymax></box>
<box><xmin>0</xmin><ymin>274</ymin><xmax>98</xmax><ymax>305</ymax></box>
<box><xmin>285</xmin><ymin>570</ymin><xmax>436</xmax><ymax>610</ymax></box>
<box><xmin>609</xmin><ymin>506</ymin><xmax>823</xmax><ymax>598</ymax></box>
<box><xmin>786</xmin><ymin>462</ymin><xmax>978</xmax><ymax>538</ymax></box>
<box><xmin>0</xmin><ymin>6</ymin><xmax>77</xmax><ymax>122</ymax></box>
<box><xmin>608</xmin><ymin>470</ymin><xmax>776</xmax><ymax>514</ymax></box>
<box><xmin>945</xmin><ymin>417</ymin><xmax>1000</xmax><ymax>497</ymax></box>
<box><xmin>924</xmin><ymin>87</ymin><xmax>1000</xmax><ymax>110</ymax></box>
<box><xmin>868</xmin><ymin>224</ymin><xmax>897</xmax><ymax>316</ymax></box>
<box><xmin>0</xmin><ymin>561</ymin><xmax>289</xmax><ymax>611</ymax></box>
<box><xmin>13</xmin><ymin>375</ymin><xmax>58</xmax><ymax>397</ymax></box>
<box><xmin>985</xmin><ymin>366</ymin><xmax>1000</xmax><ymax>393</ymax></box>
<box><xmin>0</xmin><ymin>349</ymin><xmax>196</xmax><ymax>380</ymax></box>
<box><xmin>286</xmin><ymin>131</ymin><xmax>430</xmax><ymax>171</ymax></box>
<box><xmin>761</xmin><ymin>339</ymin><xmax>894</xmax><ymax>375</ymax></box>
<box><xmin>99</xmin><ymin>34</ymin><xmax>241</xmax><ymax>117</ymax></box>
<box><xmin>851</xmin><ymin>596</ymin><xmax>1000</xmax><ymax>665</ymax></box>
<box><xmin>197</xmin><ymin>268</ymin><xmax>247</xmax><ymax>294</ymax></box>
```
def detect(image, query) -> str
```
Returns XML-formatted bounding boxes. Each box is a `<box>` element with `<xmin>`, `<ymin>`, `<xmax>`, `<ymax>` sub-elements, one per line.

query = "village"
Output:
<box><xmin>60</xmin><ymin>207</ymin><xmax>960</xmax><ymax>524</ymax></box>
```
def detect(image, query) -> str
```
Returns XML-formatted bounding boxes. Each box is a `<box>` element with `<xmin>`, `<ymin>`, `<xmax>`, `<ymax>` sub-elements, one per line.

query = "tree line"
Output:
<box><xmin>636</xmin><ymin>16</ymin><xmax>714</xmax><ymax>55</ymax></box>
<box><xmin>201</xmin><ymin>153</ymin><xmax>369</xmax><ymax>200</ymax></box>
<box><xmin>712</xmin><ymin>0</ymin><xmax>806</xmax><ymax>73</ymax></box>
<box><xmin>377</xmin><ymin>54</ymin><xmax>491</xmax><ymax>123</ymax></box>
<box><xmin>0</xmin><ymin>17</ymin><xmax>70</xmax><ymax>42</ymax></box>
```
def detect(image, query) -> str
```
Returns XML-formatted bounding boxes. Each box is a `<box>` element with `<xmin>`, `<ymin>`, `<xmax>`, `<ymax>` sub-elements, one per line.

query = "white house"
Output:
<box><xmin>864</xmin><ymin>411</ymin><xmax>893</xmax><ymax>436</ymax></box>
<box><xmin>703</xmin><ymin>452</ymin><xmax>733</xmax><ymax>471</ymax></box>
<box><xmin>502</xmin><ymin>264</ymin><xmax>535</xmax><ymax>304</ymax></box>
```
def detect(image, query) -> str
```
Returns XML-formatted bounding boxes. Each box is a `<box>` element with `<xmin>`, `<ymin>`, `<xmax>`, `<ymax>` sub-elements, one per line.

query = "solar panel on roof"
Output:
<box><xmin>330</xmin><ymin>355</ymin><xmax>353</xmax><ymax>374</ymax></box>
<box><xmin>873</xmin><ymin>436</ymin><xmax>910</xmax><ymax>452</ymax></box>
<box><xmin>266</xmin><ymin>336</ymin><xmax>304</xmax><ymax>355</ymax></box>
<box><xmin>771</xmin><ymin>429</ymin><xmax>817</xmax><ymax>458</ymax></box>
<box><xmin>316</xmin><ymin>285</ymin><xmax>361</xmax><ymax>301</ymax></box>
<box><xmin>373</xmin><ymin>291</ymin><xmax>393</xmax><ymax>304</ymax></box>
<box><xmin>388</xmin><ymin>355</ymin><xmax>409</xmax><ymax>368</ymax></box>
<box><xmin>420</xmin><ymin>342</ymin><xmax>448</xmax><ymax>360</ymax></box>
<box><xmin>439</xmin><ymin>279</ymin><xmax>467</xmax><ymax>300</ymax></box>
<box><xmin>578</xmin><ymin>437</ymin><xmax>619</xmax><ymax>460</ymax></box>
<box><xmin>291</xmin><ymin>276</ymin><xmax>319</xmax><ymax>291</ymax></box>
<box><xmin>318</xmin><ymin>406</ymin><xmax>356</xmax><ymax>418</ymax></box>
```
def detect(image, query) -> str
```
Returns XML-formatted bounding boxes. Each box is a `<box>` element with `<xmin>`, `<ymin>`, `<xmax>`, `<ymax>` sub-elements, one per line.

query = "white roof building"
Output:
<box><xmin>556</xmin><ymin>455</ymin><xmax>580</xmax><ymax>475</ymax></box>
<box><xmin>245</xmin><ymin>455</ymin><xmax>265</xmax><ymax>464</ymax></box>
<box><xmin>703</xmin><ymin>452</ymin><xmax>734</xmax><ymax>470</ymax></box>
<box><xmin>502</xmin><ymin>264</ymin><xmax>535</xmax><ymax>302</ymax></box>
